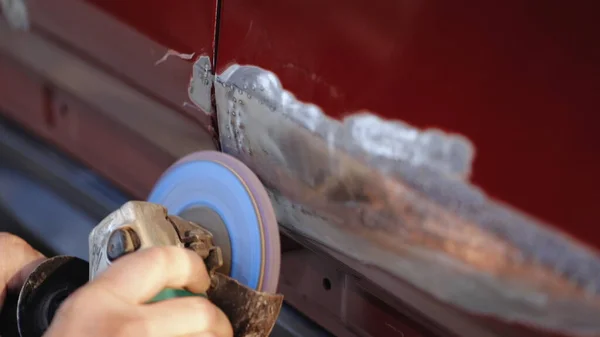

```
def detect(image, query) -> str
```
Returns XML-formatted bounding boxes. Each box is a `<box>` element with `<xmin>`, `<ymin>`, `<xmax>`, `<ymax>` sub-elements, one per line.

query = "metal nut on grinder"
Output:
<box><xmin>106</xmin><ymin>227</ymin><xmax>141</xmax><ymax>261</ymax></box>
<box><xmin>167</xmin><ymin>215</ymin><xmax>225</xmax><ymax>274</ymax></box>
<box><xmin>89</xmin><ymin>201</ymin><xmax>284</xmax><ymax>337</ymax></box>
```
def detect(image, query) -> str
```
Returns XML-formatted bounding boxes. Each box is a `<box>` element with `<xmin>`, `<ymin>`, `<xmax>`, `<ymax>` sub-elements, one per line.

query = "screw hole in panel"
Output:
<box><xmin>322</xmin><ymin>277</ymin><xmax>332</xmax><ymax>291</ymax></box>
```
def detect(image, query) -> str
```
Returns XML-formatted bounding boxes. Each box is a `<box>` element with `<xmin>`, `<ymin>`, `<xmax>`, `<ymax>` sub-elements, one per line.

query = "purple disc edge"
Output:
<box><xmin>169</xmin><ymin>151</ymin><xmax>281</xmax><ymax>293</ymax></box>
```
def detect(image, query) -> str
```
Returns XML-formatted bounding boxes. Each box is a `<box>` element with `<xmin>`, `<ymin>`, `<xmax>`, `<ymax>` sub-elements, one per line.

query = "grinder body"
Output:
<box><xmin>9</xmin><ymin>151</ymin><xmax>283</xmax><ymax>337</ymax></box>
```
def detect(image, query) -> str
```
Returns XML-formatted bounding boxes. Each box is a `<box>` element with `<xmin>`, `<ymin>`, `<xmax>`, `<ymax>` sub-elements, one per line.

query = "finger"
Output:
<box><xmin>142</xmin><ymin>297</ymin><xmax>233</xmax><ymax>337</ymax></box>
<box><xmin>89</xmin><ymin>246</ymin><xmax>210</xmax><ymax>303</ymax></box>
<box><xmin>0</xmin><ymin>233</ymin><xmax>45</xmax><ymax>291</ymax></box>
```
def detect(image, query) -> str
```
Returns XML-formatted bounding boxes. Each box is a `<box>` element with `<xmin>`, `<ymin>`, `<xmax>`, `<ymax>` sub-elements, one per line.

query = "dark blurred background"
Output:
<box><xmin>0</xmin><ymin>116</ymin><xmax>126</xmax><ymax>258</ymax></box>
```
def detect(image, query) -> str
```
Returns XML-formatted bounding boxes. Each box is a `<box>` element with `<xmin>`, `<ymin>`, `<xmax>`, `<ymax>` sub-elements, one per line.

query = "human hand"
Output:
<box><xmin>0</xmin><ymin>233</ymin><xmax>45</xmax><ymax>311</ymax></box>
<box><xmin>45</xmin><ymin>246</ymin><xmax>233</xmax><ymax>337</ymax></box>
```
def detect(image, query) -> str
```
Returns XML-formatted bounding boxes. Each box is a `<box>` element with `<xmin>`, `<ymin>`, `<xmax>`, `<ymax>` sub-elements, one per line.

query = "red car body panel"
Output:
<box><xmin>88</xmin><ymin>0</ymin><xmax>600</xmax><ymax>246</ymax></box>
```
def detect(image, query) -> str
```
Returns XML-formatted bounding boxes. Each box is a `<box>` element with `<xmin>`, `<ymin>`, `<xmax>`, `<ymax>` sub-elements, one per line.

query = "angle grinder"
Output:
<box><xmin>11</xmin><ymin>151</ymin><xmax>283</xmax><ymax>337</ymax></box>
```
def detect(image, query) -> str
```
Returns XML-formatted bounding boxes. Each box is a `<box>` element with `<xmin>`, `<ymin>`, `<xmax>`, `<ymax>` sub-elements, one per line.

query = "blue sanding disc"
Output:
<box><xmin>148</xmin><ymin>151</ymin><xmax>280</xmax><ymax>293</ymax></box>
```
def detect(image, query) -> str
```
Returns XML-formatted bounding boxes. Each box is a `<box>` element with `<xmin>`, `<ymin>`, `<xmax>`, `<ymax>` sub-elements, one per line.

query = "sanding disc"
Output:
<box><xmin>148</xmin><ymin>151</ymin><xmax>280</xmax><ymax>293</ymax></box>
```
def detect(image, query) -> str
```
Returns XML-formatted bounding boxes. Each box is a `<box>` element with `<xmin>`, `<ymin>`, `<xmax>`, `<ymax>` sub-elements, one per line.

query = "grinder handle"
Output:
<box><xmin>148</xmin><ymin>288</ymin><xmax>207</xmax><ymax>303</ymax></box>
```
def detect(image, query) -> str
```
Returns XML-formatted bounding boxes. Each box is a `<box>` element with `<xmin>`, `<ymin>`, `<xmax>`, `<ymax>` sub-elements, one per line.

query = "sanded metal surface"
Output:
<box><xmin>213</xmin><ymin>64</ymin><xmax>600</xmax><ymax>336</ymax></box>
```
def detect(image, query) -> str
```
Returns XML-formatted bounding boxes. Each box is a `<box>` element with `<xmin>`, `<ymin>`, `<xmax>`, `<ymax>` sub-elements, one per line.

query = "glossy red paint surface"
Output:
<box><xmin>85</xmin><ymin>0</ymin><xmax>215</xmax><ymax>55</ymax></box>
<box><xmin>89</xmin><ymin>0</ymin><xmax>600</xmax><ymax>247</ymax></box>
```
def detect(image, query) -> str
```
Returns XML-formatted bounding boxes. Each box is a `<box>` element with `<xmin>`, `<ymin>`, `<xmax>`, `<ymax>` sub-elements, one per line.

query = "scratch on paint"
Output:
<box><xmin>154</xmin><ymin>49</ymin><xmax>196</xmax><ymax>66</ymax></box>
<box><xmin>385</xmin><ymin>323</ymin><xmax>405</xmax><ymax>336</ymax></box>
<box><xmin>182</xmin><ymin>101</ymin><xmax>211</xmax><ymax>116</ymax></box>
<box><xmin>243</xmin><ymin>20</ymin><xmax>254</xmax><ymax>41</ymax></box>
<box><xmin>182</xmin><ymin>101</ymin><xmax>201</xmax><ymax>110</ymax></box>
<box><xmin>282</xmin><ymin>63</ymin><xmax>342</xmax><ymax>99</ymax></box>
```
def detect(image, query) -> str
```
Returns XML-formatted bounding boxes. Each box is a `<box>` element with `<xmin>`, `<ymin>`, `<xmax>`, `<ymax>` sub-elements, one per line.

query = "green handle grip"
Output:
<box><xmin>148</xmin><ymin>288</ymin><xmax>207</xmax><ymax>303</ymax></box>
